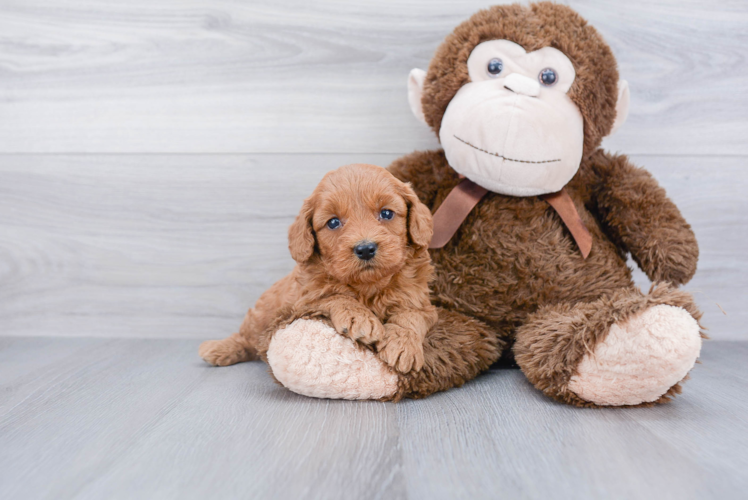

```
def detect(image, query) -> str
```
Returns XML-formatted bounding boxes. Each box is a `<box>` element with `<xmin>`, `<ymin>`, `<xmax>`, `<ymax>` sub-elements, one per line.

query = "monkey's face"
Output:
<box><xmin>438</xmin><ymin>40</ymin><xmax>584</xmax><ymax>196</ymax></box>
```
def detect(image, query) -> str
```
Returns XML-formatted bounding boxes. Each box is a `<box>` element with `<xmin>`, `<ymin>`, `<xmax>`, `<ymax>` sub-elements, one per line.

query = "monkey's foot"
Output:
<box><xmin>266</xmin><ymin>319</ymin><xmax>398</xmax><ymax>400</ymax></box>
<box><xmin>568</xmin><ymin>305</ymin><xmax>702</xmax><ymax>406</ymax></box>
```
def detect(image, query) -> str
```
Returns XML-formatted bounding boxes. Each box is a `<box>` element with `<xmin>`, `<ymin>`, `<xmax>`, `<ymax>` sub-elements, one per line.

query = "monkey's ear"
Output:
<box><xmin>288</xmin><ymin>197</ymin><xmax>316</xmax><ymax>263</ymax></box>
<box><xmin>408</xmin><ymin>68</ymin><xmax>428</xmax><ymax>126</ymax></box>
<box><xmin>400</xmin><ymin>182</ymin><xmax>433</xmax><ymax>248</ymax></box>
<box><xmin>609</xmin><ymin>79</ymin><xmax>630</xmax><ymax>136</ymax></box>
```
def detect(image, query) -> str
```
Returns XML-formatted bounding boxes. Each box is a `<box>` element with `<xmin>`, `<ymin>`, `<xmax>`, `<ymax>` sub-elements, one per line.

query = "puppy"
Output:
<box><xmin>199</xmin><ymin>164</ymin><xmax>437</xmax><ymax>373</ymax></box>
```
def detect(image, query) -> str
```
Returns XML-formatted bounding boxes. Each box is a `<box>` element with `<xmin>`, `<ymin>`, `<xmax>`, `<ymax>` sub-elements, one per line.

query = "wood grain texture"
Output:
<box><xmin>0</xmin><ymin>338</ymin><xmax>403</xmax><ymax>500</ymax></box>
<box><xmin>396</xmin><ymin>341</ymin><xmax>748</xmax><ymax>500</ymax></box>
<box><xmin>0</xmin><ymin>153</ymin><xmax>383</xmax><ymax>339</ymax></box>
<box><xmin>0</xmin><ymin>153</ymin><xmax>744</xmax><ymax>340</ymax></box>
<box><xmin>0</xmin><ymin>0</ymin><xmax>746</xmax><ymax>154</ymax></box>
<box><xmin>0</xmin><ymin>338</ymin><xmax>746</xmax><ymax>499</ymax></box>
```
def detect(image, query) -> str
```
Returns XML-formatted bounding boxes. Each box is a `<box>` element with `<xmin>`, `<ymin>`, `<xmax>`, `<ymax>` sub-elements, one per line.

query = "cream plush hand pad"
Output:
<box><xmin>568</xmin><ymin>305</ymin><xmax>701</xmax><ymax>406</ymax></box>
<box><xmin>266</xmin><ymin>319</ymin><xmax>398</xmax><ymax>400</ymax></box>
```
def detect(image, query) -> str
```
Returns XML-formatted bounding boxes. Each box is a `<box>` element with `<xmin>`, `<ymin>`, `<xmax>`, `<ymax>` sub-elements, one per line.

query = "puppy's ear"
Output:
<box><xmin>288</xmin><ymin>196</ymin><xmax>316</xmax><ymax>263</ymax></box>
<box><xmin>400</xmin><ymin>182</ymin><xmax>433</xmax><ymax>248</ymax></box>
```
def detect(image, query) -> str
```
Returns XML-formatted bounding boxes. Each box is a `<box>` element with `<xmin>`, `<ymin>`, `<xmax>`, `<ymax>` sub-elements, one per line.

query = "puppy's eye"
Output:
<box><xmin>379</xmin><ymin>209</ymin><xmax>395</xmax><ymax>220</ymax></box>
<box><xmin>326</xmin><ymin>218</ymin><xmax>341</xmax><ymax>230</ymax></box>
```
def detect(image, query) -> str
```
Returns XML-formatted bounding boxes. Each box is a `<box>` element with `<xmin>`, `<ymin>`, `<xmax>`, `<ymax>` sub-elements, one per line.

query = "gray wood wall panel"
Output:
<box><xmin>1</xmin><ymin>0</ymin><xmax>746</xmax><ymax>154</ymax></box>
<box><xmin>0</xmin><ymin>0</ymin><xmax>745</xmax><ymax>340</ymax></box>
<box><xmin>0</xmin><ymin>154</ymin><xmax>744</xmax><ymax>340</ymax></box>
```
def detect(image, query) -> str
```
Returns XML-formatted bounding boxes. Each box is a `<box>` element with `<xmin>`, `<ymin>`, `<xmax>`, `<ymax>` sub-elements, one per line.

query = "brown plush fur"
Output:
<box><xmin>392</xmin><ymin>307</ymin><xmax>503</xmax><ymax>401</ymax></box>
<box><xmin>388</xmin><ymin>147</ymin><xmax>703</xmax><ymax>405</ymax></box>
<box><xmin>199</xmin><ymin>164</ymin><xmax>439</xmax><ymax>374</ymax></box>
<box><xmin>384</xmin><ymin>3</ymin><xmax>703</xmax><ymax>405</ymax></box>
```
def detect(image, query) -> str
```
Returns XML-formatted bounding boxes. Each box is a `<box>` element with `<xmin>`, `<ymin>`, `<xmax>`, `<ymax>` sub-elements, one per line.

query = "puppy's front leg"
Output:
<box><xmin>379</xmin><ymin>307</ymin><xmax>438</xmax><ymax>373</ymax></box>
<box><xmin>314</xmin><ymin>295</ymin><xmax>385</xmax><ymax>346</ymax></box>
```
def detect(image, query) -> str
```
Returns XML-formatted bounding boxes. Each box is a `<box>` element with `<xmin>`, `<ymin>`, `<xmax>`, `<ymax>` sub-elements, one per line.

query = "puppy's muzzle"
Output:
<box><xmin>354</xmin><ymin>241</ymin><xmax>378</xmax><ymax>261</ymax></box>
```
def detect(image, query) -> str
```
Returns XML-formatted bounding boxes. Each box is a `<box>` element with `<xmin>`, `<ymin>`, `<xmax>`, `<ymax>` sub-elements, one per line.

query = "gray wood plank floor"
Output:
<box><xmin>0</xmin><ymin>338</ymin><xmax>746</xmax><ymax>500</ymax></box>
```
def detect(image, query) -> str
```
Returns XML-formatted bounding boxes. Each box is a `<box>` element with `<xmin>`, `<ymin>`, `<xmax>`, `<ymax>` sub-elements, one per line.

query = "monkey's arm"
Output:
<box><xmin>589</xmin><ymin>151</ymin><xmax>698</xmax><ymax>285</ymax></box>
<box><xmin>379</xmin><ymin>306</ymin><xmax>438</xmax><ymax>373</ymax></box>
<box><xmin>387</xmin><ymin>150</ymin><xmax>458</xmax><ymax>207</ymax></box>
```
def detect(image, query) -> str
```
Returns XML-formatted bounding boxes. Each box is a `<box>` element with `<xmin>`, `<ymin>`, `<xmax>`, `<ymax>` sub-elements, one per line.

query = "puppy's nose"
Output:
<box><xmin>354</xmin><ymin>241</ymin><xmax>378</xmax><ymax>261</ymax></box>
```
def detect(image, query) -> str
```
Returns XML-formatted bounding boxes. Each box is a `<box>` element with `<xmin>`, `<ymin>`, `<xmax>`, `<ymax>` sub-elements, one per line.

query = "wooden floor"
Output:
<box><xmin>0</xmin><ymin>338</ymin><xmax>746</xmax><ymax>500</ymax></box>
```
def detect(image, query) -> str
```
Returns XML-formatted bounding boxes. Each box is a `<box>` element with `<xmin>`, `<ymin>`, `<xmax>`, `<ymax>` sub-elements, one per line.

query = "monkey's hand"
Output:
<box><xmin>591</xmin><ymin>152</ymin><xmax>699</xmax><ymax>285</ymax></box>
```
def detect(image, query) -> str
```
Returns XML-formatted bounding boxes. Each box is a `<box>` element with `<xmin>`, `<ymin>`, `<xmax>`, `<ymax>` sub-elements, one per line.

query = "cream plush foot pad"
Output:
<box><xmin>568</xmin><ymin>305</ymin><xmax>702</xmax><ymax>406</ymax></box>
<box><xmin>266</xmin><ymin>319</ymin><xmax>398</xmax><ymax>400</ymax></box>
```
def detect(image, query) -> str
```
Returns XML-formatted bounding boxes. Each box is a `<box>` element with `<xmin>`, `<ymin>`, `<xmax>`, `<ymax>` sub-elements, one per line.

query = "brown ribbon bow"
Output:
<box><xmin>429</xmin><ymin>178</ymin><xmax>592</xmax><ymax>259</ymax></box>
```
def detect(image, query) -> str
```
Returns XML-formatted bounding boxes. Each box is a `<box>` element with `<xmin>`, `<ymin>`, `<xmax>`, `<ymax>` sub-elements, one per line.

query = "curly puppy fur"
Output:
<box><xmin>386</xmin><ymin>2</ymin><xmax>704</xmax><ymax>406</ymax></box>
<box><xmin>199</xmin><ymin>164</ymin><xmax>438</xmax><ymax>375</ymax></box>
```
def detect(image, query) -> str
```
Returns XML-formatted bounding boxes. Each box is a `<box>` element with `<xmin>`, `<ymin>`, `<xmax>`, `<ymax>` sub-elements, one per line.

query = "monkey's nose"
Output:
<box><xmin>354</xmin><ymin>241</ymin><xmax>378</xmax><ymax>261</ymax></box>
<box><xmin>503</xmin><ymin>73</ymin><xmax>540</xmax><ymax>97</ymax></box>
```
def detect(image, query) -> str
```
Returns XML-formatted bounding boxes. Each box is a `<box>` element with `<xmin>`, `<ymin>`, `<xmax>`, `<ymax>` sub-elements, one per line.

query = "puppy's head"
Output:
<box><xmin>288</xmin><ymin>164</ymin><xmax>432</xmax><ymax>284</ymax></box>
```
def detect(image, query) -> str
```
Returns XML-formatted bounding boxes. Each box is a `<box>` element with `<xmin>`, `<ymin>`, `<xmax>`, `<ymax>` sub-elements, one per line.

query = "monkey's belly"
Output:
<box><xmin>429</xmin><ymin>199</ymin><xmax>633</xmax><ymax>327</ymax></box>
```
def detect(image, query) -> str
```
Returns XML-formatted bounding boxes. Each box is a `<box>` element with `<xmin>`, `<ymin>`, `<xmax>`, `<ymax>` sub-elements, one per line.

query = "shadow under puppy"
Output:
<box><xmin>199</xmin><ymin>163</ymin><xmax>438</xmax><ymax>378</ymax></box>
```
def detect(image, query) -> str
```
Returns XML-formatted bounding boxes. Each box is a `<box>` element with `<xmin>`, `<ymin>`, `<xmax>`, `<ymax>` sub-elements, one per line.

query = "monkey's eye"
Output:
<box><xmin>539</xmin><ymin>68</ymin><xmax>558</xmax><ymax>86</ymax></box>
<box><xmin>379</xmin><ymin>209</ymin><xmax>395</xmax><ymax>220</ymax></box>
<box><xmin>486</xmin><ymin>58</ymin><xmax>503</xmax><ymax>77</ymax></box>
<box><xmin>326</xmin><ymin>218</ymin><xmax>341</xmax><ymax>230</ymax></box>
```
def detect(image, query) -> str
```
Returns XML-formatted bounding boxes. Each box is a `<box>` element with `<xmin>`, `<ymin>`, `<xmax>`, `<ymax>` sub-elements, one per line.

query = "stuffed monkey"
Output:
<box><xmin>242</xmin><ymin>2</ymin><xmax>705</xmax><ymax>407</ymax></box>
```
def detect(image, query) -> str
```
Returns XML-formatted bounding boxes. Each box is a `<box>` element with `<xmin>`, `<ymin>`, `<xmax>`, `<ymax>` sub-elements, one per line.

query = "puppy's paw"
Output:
<box><xmin>199</xmin><ymin>339</ymin><xmax>246</xmax><ymax>366</ymax></box>
<box><xmin>378</xmin><ymin>325</ymin><xmax>425</xmax><ymax>373</ymax></box>
<box><xmin>332</xmin><ymin>310</ymin><xmax>385</xmax><ymax>345</ymax></box>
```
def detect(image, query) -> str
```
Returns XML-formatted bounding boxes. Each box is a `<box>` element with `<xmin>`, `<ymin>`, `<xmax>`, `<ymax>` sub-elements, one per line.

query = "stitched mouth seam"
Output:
<box><xmin>453</xmin><ymin>135</ymin><xmax>561</xmax><ymax>164</ymax></box>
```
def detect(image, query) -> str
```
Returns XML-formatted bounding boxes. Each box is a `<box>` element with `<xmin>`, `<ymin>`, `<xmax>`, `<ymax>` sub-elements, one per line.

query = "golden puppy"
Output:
<box><xmin>199</xmin><ymin>164</ymin><xmax>437</xmax><ymax>373</ymax></box>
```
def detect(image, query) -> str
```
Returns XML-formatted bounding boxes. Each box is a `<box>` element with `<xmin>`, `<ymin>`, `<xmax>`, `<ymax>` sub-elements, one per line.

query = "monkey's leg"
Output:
<box><xmin>513</xmin><ymin>283</ymin><xmax>704</xmax><ymax>407</ymax></box>
<box><xmin>266</xmin><ymin>318</ymin><xmax>399</xmax><ymax>400</ymax></box>
<box><xmin>265</xmin><ymin>308</ymin><xmax>503</xmax><ymax>400</ymax></box>
<box><xmin>394</xmin><ymin>308</ymin><xmax>503</xmax><ymax>400</ymax></box>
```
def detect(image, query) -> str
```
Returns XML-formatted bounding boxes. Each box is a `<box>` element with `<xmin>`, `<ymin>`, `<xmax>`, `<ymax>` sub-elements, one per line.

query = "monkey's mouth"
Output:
<box><xmin>453</xmin><ymin>135</ymin><xmax>561</xmax><ymax>164</ymax></box>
